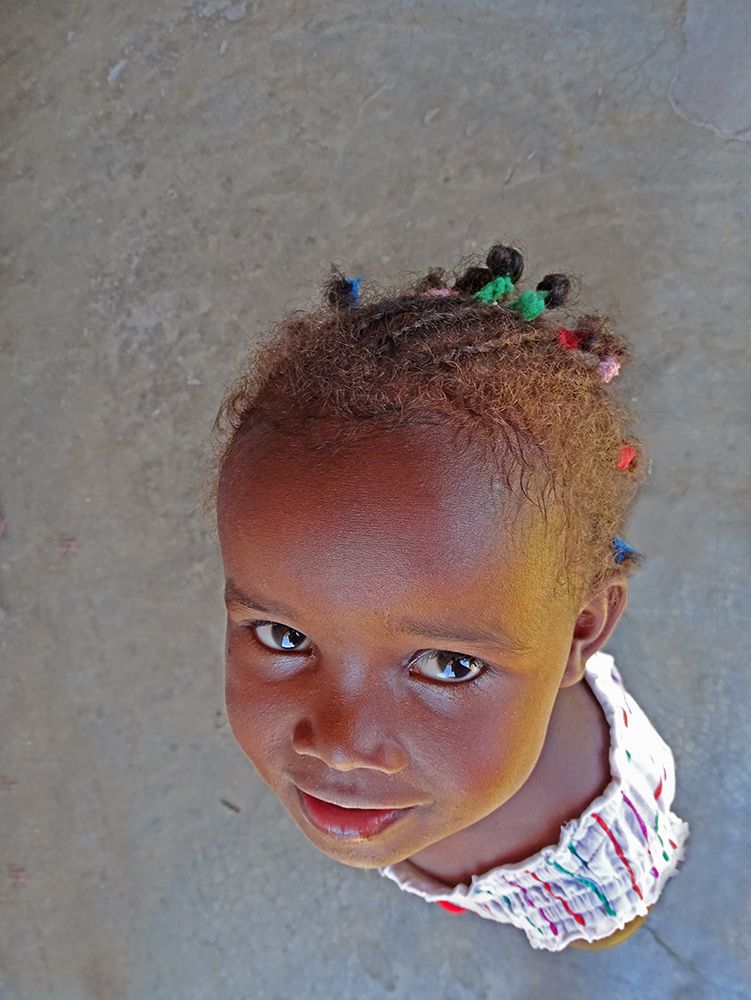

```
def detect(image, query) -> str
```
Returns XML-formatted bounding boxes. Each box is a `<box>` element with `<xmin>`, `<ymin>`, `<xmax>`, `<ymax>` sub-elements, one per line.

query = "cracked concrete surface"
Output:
<box><xmin>1</xmin><ymin>1</ymin><xmax>749</xmax><ymax>998</ymax></box>
<box><xmin>669</xmin><ymin>0</ymin><xmax>751</xmax><ymax>140</ymax></box>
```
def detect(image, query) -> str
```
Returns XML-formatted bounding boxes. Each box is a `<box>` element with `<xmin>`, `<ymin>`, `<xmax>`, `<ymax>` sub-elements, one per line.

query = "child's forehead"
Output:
<box><xmin>220</xmin><ymin>422</ymin><xmax>531</xmax><ymax>542</ymax></box>
<box><xmin>225</xmin><ymin>420</ymin><xmax>528</xmax><ymax>501</ymax></box>
<box><xmin>218</xmin><ymin>422</ymin><xmax>566</xmax><ymax>614</ymax></box>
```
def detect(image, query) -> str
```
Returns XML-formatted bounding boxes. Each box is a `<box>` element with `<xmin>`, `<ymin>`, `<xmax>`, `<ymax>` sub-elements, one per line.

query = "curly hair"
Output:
<box><xmin>200</xmin><ymin>242</ymin><xmax>650</xmax><ymax>609</ymax></box>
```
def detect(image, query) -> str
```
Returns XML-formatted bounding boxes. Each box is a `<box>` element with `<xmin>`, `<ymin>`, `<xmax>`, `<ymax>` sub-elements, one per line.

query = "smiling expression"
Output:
<box><xmin>216</xmin><ymin>421</ymin><xmax>584</xmax><ymax>869</ymax></box>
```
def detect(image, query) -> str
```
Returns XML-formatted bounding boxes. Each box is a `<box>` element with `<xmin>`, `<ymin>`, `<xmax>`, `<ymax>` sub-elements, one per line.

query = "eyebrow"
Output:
<box><xmin>224</xmin><ymin>580</ymin><xmax>528</xmax><ymax>653</ymax></box>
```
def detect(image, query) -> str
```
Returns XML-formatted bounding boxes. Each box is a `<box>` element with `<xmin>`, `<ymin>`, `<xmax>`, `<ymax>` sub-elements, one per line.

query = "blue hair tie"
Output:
<box><xmin>612</xmin><ymin>535</ymin><xmax>638</xmax><ymax>565</ymax></box>
<box><xmin>345</xmin><ymin>276</ymin><xmax>362</xmax><ymax>305</ymax></box>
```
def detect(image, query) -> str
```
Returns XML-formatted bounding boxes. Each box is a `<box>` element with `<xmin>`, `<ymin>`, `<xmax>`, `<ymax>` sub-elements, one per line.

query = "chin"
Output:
<box><xmin>307</xmin><ymin>833</ymin><xmax>412</xmax><ymax>869</ymax></box>
<box><xmin>294</xmin><ymin>821</ymin><xmax>421</xmax><ymax>870</ymax></box>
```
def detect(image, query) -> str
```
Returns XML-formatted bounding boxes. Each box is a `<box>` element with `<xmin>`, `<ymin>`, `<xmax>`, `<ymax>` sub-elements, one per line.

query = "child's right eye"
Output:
<box><xmin>244</xmin><ymin>620</ymin><xmax>312</xmax><ymax>653</ymax></box>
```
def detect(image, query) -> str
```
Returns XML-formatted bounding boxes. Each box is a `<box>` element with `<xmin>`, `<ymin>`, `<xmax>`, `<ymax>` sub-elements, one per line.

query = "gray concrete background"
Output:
<box><xmin>1</xmin><ymin>1</ymin><xmax>749</xmax><ymax>998</ymax></box>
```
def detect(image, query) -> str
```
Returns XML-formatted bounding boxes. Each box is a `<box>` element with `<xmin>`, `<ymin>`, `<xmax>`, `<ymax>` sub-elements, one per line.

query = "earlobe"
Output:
<box><xmin>559</xmin><ymin>579</ymin><xmax>629</xmax><ymax>688</ymax></box>
<box><xmin>559</xmin><ymin>652</ymin><xmax>587</xmax><ymax>687</ymax></box>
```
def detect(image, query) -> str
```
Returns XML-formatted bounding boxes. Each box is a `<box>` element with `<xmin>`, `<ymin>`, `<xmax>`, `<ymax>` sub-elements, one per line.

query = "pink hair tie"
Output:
<box><xmin>596</xmin><ymin>355</ymin><xmax>621</xmax><ymax>383</ymax></box>
<box><xmin>422</xmin><ymin>286</ymin><xmax>459</xmax><ymax>297</ymax></box>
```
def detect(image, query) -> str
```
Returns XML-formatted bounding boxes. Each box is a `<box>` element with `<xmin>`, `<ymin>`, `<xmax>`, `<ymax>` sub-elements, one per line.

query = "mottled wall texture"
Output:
<box><xmin>1</xmin><ymin>1</ymin><xmax>749</xmax><ymax>998</ymax></box>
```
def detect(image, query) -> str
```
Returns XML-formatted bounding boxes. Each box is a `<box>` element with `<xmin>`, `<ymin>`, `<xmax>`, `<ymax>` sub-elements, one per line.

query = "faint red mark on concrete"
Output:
<box><xmin>0</xmin><ymin>774</ymin><xmax>18</xmax><ymax>791</ymax></box>
<box><xmin>7</xmin><ymin>864</ymin><xmax>27</xmax><ymax>886</ymax></box>
<box><xmin>0</xmin><ymin>512</ymin><xmax>5</xmax><ymax>539</ymax></box>
<box><xmin>60</xmin><ymin>533</ymin><xmax>79</xmax><ymax>554</ymax></box>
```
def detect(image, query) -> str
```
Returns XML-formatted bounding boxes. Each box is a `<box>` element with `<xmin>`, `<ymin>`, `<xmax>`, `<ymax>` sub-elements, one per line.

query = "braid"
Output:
<box><xmin>453</xmin><ymin>265</ymin><xmax>493</xmax><ymax>295</ymax></box>
<box><xmin>354</xmin><ymin>298</ymin><xmax>424</xmax><ymax>338</ymax></box>
<box><xmin>430</xmin><ymin>325</ymin><xmax>552</xmax><ymax>363</ymax></box>
<box><xmin>372</xmin><ymin>303</ymin><xmax>494</xmax><ymax>355</ymax></box>
<box><xmin>412</xmin><ymin>266</ymin><xmax>453</xmax><ymax>295</ymax></box>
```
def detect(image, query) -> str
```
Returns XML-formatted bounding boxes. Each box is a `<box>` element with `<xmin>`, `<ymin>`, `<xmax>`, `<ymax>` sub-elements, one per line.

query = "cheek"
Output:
<box><xmin>432</xmin><ymin>679</ymin><xmax>559</xmax><ymax>812</ymax></box>
<box><xmin>224</xmin><ymin>645</ymin><xmax>287</xmax><ymax>770</ymax></box>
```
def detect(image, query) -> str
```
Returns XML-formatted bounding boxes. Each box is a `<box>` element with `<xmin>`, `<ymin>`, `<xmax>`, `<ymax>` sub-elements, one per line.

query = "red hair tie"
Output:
<box><xmin>557</xmin><ymin>327</ymin><xmax>585</xmax><ymax>350</ymax></box>
<box><xmin>617</xmin><ymin>444</ymin><xmax>637</xmax><ymax>470</ymax></box>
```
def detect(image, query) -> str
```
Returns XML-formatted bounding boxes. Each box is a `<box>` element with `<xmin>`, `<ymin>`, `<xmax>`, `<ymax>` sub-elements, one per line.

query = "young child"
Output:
<box><xmin>202</xmin><ymin>242</ymin><xmax>690</xmax><ymax>952</ymax></box>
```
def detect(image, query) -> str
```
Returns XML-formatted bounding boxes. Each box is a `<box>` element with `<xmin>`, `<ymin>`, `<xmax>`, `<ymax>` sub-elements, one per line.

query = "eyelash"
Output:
<box><xmin>240</xmin><ymin>619</ymin><xmax>491</xmax><ymax>686</ymax></box>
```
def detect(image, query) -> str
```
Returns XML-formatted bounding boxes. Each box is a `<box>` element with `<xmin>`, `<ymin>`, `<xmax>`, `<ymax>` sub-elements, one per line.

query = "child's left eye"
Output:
<box><xmin>242</xmin><ymin>620</ymin><xmax>488</xmax><ymax>685</ymax></box>
<box><xmin>409</xmin><ymin>649</ymin><xmax>487</xmax><ymax>684</ymax></box>
<box><xmin>244</xmin><ymin>620</ymin><xmax>311</xmax><ymax>653</ymax></box>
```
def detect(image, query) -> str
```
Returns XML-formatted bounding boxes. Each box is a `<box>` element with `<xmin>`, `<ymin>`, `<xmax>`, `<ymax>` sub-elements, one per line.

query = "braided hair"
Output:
<box><xmin>202</xmin><ymin>242</ymin><xmax>648</xmax><ymax>607</ymax></box>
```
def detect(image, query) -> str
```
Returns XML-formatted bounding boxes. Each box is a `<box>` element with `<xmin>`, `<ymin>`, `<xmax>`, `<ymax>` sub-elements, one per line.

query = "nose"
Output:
<box><xmin>292</xmin><ymin>679</ymin><xmax>407</xmax><ymax>774</ymax></box>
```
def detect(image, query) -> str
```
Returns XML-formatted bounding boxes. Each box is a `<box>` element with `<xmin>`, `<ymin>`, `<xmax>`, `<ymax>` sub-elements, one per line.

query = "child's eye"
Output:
<box><xmin>409</xmin><ymin>650</ymin><xmax>486</xmax><ymax>684</ymax></box>
<box><xmin>244</xmin><ymin>620</ymin><xmax>312</xmax><ymax>653</ymax></box>
<box><xmin>242</xmin><ymin>620</ymin><xmax>487</xmax><ymax>685</ymax></box>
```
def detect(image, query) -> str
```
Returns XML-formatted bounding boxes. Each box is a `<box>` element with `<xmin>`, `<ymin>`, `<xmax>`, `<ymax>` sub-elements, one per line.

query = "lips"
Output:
<box><xmin>297</xmin><ymin>788</ymin><xmax>415</xmax><ymax>840</ymax></box>
<box><xmin>296</xmin><ymin>785</ymin><xmax>412</xmax><ymax>810</ymax></box>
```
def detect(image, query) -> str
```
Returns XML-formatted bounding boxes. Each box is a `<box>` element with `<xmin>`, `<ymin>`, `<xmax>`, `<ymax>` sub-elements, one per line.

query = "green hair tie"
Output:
<box><xmin>472</xmin><ymin>275</ymin><xmax>515</xmax><ymax>304</ymax></box>
<box><xmin>509</xmin><ymin>289</ymin><xmax>549</xmax><ymax>321</ymax></box>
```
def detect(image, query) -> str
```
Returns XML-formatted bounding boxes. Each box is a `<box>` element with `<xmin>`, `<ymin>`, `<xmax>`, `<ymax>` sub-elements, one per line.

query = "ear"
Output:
<box><xmin>559</xmin><ymin>577</ymin><xmax>629</xmax><ymax>688</ymax></box>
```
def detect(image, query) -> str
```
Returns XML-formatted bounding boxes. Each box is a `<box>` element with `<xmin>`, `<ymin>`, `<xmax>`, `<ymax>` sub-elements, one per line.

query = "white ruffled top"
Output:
<box><xmin>378</xmin><ymin>650</ymin><xmax>690</xmax><ymax>951</ymax></box>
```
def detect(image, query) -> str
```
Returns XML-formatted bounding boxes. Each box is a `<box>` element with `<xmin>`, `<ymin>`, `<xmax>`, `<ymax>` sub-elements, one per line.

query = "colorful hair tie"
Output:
<box><xmin>617</xmin><ymin>444</ymin><xmax>637</xmax><ymax>471</ymax></box>
<box><xmin>473</xmin><ymin>275</ymin><xmax>515</xmax><ymax>304</ymax></box>
<box><xmin>557</xmin><ymin>327</ymin><xmax>585</xmax><ymax>350</ymax></box>
<box><xmin>596</xmin><ymin>355</ymin><xmax>621</xmax><ymax>383</ymax></box>
<box><xmin>344</xmin><ymin>276</ymin><xmax>362</xmax><ymax>305</ymax></box>
<box><xmin>558</xmin><ymin>329</ymin><xmax>622</xmax><ymax>384</ymax></box>
<box><xmin>509</xmin><ymin>289</ymin><xmax>548</xmax><ymax>321</ymax></box>
<box><xmin>612</xmin><ymin>535</ymin><xmax>638</xmax><ymax>565</ymax></box>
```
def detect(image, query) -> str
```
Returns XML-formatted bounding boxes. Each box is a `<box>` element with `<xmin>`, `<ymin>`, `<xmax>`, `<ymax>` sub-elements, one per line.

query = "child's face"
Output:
<box><xmin>217</xmin><ymin>422</ymin><xmax>582</xmax><ymax>870</ymax></box>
